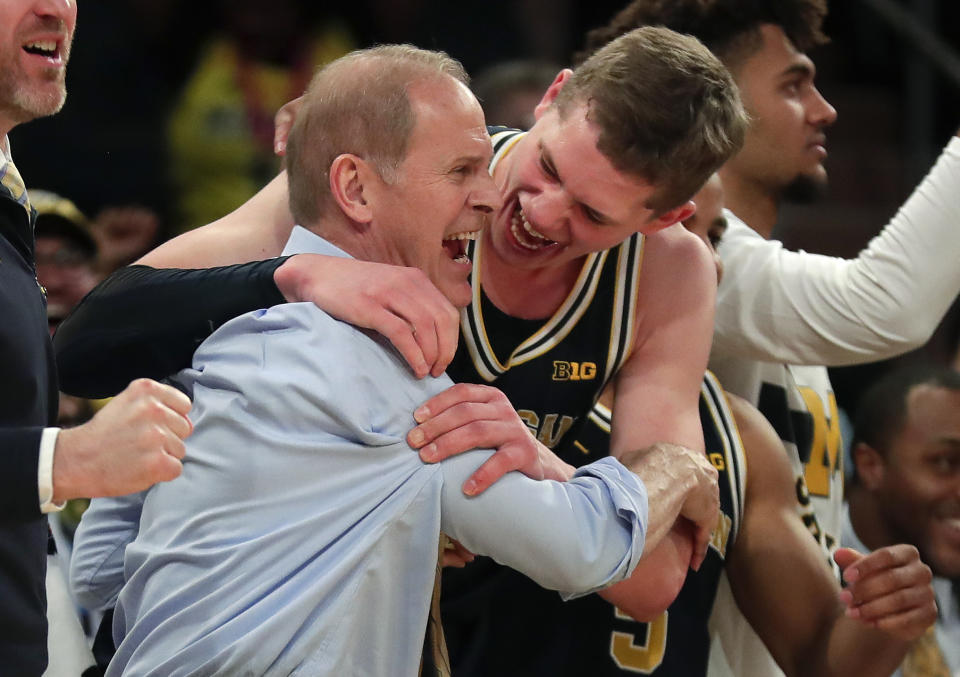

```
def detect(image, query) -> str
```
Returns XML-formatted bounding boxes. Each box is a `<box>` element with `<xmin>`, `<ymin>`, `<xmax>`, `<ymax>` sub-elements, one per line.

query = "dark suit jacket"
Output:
<box><xmin>0</xmin><ymin>183</ymin><xmax>58</xmax><ymax>676</ymax></box>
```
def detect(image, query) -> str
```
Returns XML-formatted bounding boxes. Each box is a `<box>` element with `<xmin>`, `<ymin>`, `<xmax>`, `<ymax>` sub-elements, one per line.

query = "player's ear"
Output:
<box><xmin>852</xmin><ymin>442</ymin><xmax>885</xmax><ymax>491</ymax></box>
<box><xmin>329</xmin><ymin>153</ymin><xmax>374</xmax><ymax>225</ymax></box>
<box><xmin>643</xmin><ymin>201</ymin><xmax>697</xmax><ymax>235</ymax></box>
<box><xmin>533</xmin><ymin>69</ymin><xmax>574</xmax><ymax>121</ymax></box>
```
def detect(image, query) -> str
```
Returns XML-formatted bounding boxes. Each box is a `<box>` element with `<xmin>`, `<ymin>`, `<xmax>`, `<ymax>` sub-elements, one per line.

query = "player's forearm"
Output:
<box><xmin>54</xmin><ymin>261</ymin><xmax>288</xmax><ymax>398</ymax></box>
<box><xmin>597</xmin><ymin>519</ymin><xmax>692</xmax><ymax>621</ymax></box>
<box><xmin>799</xmin><ymin>616</ymin><xmax>909</xmax><ymax>677</ymax></box>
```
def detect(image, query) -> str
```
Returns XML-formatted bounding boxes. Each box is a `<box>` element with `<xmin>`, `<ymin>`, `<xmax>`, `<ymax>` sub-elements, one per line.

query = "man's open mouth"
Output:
<box><xmin>442</xmin><ymin>231</ymin><xmax>477</xmax><ymax>263</ymax></box>
<box><xmin>23</xmin><ymin>40</ymin><xmax>59</xmax><ymax>58</ymax></box>
<box><xmin>510</xmin><ymin>205</ymin><xmax>555</xmax><ymax>251</ymax></box>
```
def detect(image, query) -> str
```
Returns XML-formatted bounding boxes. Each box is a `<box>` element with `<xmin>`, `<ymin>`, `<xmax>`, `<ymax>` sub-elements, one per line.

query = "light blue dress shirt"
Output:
<box><xmin>80</xmin><ymin>227</ymin><xmax>650</xmax><ymax>677</ymax></box>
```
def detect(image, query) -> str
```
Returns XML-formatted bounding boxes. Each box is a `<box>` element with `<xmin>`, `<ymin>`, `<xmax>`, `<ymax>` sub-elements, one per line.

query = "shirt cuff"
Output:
<box><xmin>39</xmin><ymin>427</ymin><xmax>66</xmax><ymax>513</ymax></box>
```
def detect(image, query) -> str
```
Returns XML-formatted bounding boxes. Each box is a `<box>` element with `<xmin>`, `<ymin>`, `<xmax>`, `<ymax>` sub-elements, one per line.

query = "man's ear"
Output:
<box><xmin>852</xmin><ymin>442</ymin><xmax>886</xmax><ymax>491</ymax></box>
<box><xmin>329</xmin><ymin>153</ymin><xmax>374</xmax><ymax>225</ymax></box>
<box><xmin>643</xmin><ymin>201</ymin><xmax>697</xmax><ymax>235</ymax></box>
<box><xmin>533</xmin><ymin>69</ymin><xmax>574</xmax><ymax>121</ymax></box>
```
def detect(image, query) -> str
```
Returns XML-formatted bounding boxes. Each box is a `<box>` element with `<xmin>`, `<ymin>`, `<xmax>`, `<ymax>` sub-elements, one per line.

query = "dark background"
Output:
<box><xmin>11</xmin><ymin>0</ymin><xmax>960</xmax><ymax>412</ymax></box>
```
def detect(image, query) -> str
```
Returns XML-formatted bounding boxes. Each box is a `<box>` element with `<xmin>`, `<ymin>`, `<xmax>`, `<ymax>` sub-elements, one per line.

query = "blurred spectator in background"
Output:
<box><xmin>845</xmin><ymin>365</ymin><xmax>960</xmax><ymax>676</ymax></box>
<box><xmin>471</xmin><ymin>60</ymin><xmax>561</xmax><ymax>130</ymax></box>
<box><xmin>89</xmin><ymin>205</ymin><xmax>162</xmax><ymax>277</ymax></box>
<box><xmin>167</xmin><ymin>0</ymin><xmax>355</xmax><ymax>233</ymax></box>
<box><xmin>32</xmin><ymin>191</ymin><xmax>99</xmax><ymax>337</ymax></box>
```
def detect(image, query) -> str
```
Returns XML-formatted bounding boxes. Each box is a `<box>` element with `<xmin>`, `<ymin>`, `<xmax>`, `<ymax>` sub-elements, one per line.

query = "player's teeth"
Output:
<box><xmin>510</xmin><ymin>220</ymin><xmax>542</xmax><ymax>250</ymax></box>
<box><xmin>520</xmin><ymin>212</ymin><xmax>549</xmax><ymax>241</ymax></box>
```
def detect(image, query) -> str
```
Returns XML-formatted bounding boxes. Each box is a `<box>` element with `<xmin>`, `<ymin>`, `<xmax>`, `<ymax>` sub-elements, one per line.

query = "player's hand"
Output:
<box><xmin>274</xmin><ymin>96</ymin><xmax>304</xmax><ymax>156</ymax></box>
<box><xmin>835</xmin><ymin>545</ymin><xmax>937</xmax><ymax>641</ymax></box>
<box><xmin>407</xmin><ymin>383</ymin><xmax>575</xmax><ymax>495</ymax></box>
<box><xmin>274</xmin><ymin>255</ymin><xmax>460</xmax><ymax>379</ymax></box>
<box><xmin>52</xmin><ymin>378</ymin><xmax>193</xmax><ymax>502</ymax></box>
<box><xmin>441</xmin><ymin>538</ymin><xmax>476</xmax><ymax>568</ymax></box>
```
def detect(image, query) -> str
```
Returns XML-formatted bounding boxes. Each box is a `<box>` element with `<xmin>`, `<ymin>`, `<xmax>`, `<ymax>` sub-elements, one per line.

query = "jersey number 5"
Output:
<box><xmin>610</xmin><ymin>608</ymin><xmax>667</xmax><ymax>674</ymax></box>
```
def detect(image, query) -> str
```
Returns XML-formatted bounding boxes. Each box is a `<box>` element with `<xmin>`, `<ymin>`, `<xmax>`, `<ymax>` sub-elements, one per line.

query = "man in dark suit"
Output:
<box><xmin>0</xmin><ymin>2</ymin><xmax>194</xmax><ymax>674</ymax></box>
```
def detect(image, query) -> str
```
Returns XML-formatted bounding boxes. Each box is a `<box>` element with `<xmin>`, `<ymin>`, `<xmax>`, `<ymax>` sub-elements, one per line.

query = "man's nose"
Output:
<box><xmin>470</xmin><ymin>174</ymin><xmax>503</xmax><ymax>214</ymax></box>
<box><xmin>523</xmin><ymin>186</ymin><xmax>571</xmax><ymax>235</ymax></box>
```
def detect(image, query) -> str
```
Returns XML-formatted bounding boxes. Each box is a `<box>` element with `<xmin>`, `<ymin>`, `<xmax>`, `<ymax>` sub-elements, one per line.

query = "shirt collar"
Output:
<box><xmin>281</xmin><ymin>225</ymin><xmax>354</xmax><ymax>259</ymax></box>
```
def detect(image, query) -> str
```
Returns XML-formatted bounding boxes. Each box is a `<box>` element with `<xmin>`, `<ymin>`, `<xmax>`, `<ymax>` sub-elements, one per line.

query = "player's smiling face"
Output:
<box><xmin>0</xmin><ymin>0</ymin><xmax>76</xmax><ymax>134</ymax></box>
<box><xmin>488</xmin><ymin>80</ymin><xmax>680</xmax><ymax>273</ymax></box>
<box><xmin>876</xmin><ymin>384</ymin><xmax>960</xmax><ymax>578</ymax></box>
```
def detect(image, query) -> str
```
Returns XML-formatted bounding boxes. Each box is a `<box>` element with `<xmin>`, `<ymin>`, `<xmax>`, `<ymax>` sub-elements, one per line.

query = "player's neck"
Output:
<box><xmin>718</xmin><ymin>169</ymin><xmax>779</xmax><ymax>239</ymax></box>
<box><xmin>480</xmin><ymin>235</ymin><xmax>583</xmax><ymax>320</ymax></box>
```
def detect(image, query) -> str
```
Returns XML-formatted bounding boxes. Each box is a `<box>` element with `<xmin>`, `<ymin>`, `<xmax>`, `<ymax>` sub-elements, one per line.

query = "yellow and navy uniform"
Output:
<box><xmin>447</xmin><ymin>128</ymin><xmax>644</xmax><ymax>458</ymax></box>
<box><xmin>443</xmin><ymin>372</ymin><xmax>745</xmax><ymax>676</ymax></box>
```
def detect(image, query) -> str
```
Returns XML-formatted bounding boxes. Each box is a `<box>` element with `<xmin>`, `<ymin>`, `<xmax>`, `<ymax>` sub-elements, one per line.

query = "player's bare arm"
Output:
<box><xmin>610</xmin><ymin>226</ymin><xmax>717</xmax><ymax>565</ymax></box>
<box><xmin>724</xmin><ymin>394</ymin><xmax>935</xmax><ymax>677</ymax></box>
<box><xmin>598</xmin><ymin>518</ymin><xmax>695</xmax><ymax>622</ymax></box>
<box><xmin>609</xmin><ymin>224</ymin><xmax>715</xmax><ymax>456</ymax></box>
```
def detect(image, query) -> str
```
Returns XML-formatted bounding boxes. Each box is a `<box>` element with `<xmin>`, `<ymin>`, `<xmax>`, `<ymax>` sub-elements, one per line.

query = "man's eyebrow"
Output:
<box><xmin>538</xmin><ymin>141</ymin><xmax>557</xmax><ymax>173</ymax></box>
<box><xmin>781</xmin><ymin>62</ymin><xmax>815</xmax><ymax>80</ymax></box>
<box><xmin>539</xmin><ymin>141</ymin><xmax>615</xmax><ymax>224</ymax></box>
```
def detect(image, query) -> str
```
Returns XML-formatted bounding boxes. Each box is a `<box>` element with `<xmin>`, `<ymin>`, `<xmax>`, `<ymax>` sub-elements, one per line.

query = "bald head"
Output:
<box><xmin>286</xmin><ymin>45</ymin><xmax>470</xmax><ymax>227</ymax></box>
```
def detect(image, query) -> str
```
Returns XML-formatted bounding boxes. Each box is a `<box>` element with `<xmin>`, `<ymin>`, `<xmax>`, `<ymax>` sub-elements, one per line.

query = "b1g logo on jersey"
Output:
<box><xmin>552</xmin><ymin>361</ymin><xmax>597</xmax><ymax>381</ymax></box>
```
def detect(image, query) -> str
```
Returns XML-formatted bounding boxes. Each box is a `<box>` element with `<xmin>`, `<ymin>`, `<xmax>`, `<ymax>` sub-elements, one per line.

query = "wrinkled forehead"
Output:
<box><xmin>405</xmin><ymin>80</ymin><xmax>493</xmax><ymax>162</ymax></box>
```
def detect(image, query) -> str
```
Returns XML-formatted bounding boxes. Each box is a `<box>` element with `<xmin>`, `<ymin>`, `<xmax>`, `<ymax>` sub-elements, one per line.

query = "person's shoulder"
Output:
<box><xmin>720</xmin><ymin>210</ymin><xmax>763</xmax><ymax>243</ymax></box>
<box><xmin>641</xmin><ymin>223</ymin><xmax>715</xmax><ymax>287</ymax></box>
<box><xmin>645</xmin><ymin>221</ymin><xmax>707</xmax><ymax>254</ymax></box>
<box><xmin>253</xmin><ymin>302</ymin><xmax>454</xmax><ymax>404</ymax></box>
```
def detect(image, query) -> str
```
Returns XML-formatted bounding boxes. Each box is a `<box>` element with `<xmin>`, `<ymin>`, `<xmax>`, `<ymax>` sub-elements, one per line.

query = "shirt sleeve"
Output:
<box><xmin>38</xmin><ymin>427</ymin><xmax>64</xmax><ymax>513</ymax></box>
<box><xmin>69</xmin><ymin>492</ymin><xmax>146</xmax><ymax>612</ymax></box>
<box><xmin>713</xmin><ymin>136</ymin><xmax>960</xmax><ymax>367</ymax></box>
<box><xmin>438</xmin><ymin>453</ymin><xmax>648</xmax><ymax>599</ymax></box>
<box><xmin>53</xmin><ymin>259</ymin><xmax>289</xmax><ymax>399</ymax></box>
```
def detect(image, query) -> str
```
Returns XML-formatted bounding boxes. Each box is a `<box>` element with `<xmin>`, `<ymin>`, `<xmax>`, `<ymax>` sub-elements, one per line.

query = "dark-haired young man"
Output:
<box><xmin>579</xmin><ymin>3</ymin><xmax>960</xmax><ymax>674</ymax></box>
<box><xmin>845</xmin><ymin>365</ymin><xmax>960</xmax><ymax>676</ymax></box>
